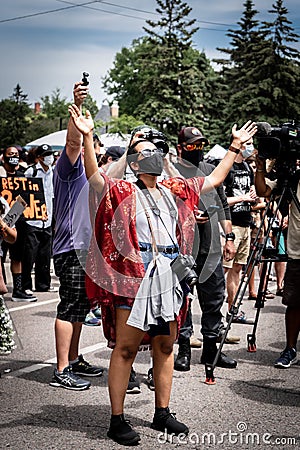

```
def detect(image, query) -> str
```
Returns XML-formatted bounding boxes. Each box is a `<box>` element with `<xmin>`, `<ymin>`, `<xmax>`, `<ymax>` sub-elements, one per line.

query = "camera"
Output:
<box><xmin>132</xmin><ymin>126</ymin><xmax>169</xmax><ymax>155</ymax></box>
<box><xmin>170</xmin><ymin>254</ymin><xmax>198</xmax><ymax>287</ymax></box>
<box><xmin>82</xmin><ymin>72</ymin><xmax>89</xmax><ymax>86</ymax></box>
<box><xmin>256</xmin><ymin>120</ymin><xmax>300</xmax><ymax>160</ymax></box>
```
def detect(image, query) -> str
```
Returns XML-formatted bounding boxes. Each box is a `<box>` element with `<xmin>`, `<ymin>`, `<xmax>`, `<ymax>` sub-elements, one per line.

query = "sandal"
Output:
<box><xmin>265</xmin><ymin>290</ymin><xmax>275</xmax><ymax>299</ymax></box>
<box><xmin>248</xmin><ymin>293</ymin><xmax>257</xmax><ymax>300</ymax></box>
<box><xmin>276</xmin><ymin>288</ymin><xmax>284</xmax><ymax>296</ymax></box>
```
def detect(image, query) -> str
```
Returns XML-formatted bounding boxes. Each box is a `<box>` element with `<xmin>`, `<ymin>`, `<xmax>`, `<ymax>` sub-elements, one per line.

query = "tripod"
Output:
<box><xmin>205</xmin><ymin>177</ymin><xmax>300</xmax><ymax>385</ymax></box>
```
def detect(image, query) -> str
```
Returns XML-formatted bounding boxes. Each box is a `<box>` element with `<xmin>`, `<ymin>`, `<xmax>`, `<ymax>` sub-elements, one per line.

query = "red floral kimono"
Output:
<box><xmin>85</xmin><ymin>174</ymin><xmax>204</xmax><ymax>348</ymax></box>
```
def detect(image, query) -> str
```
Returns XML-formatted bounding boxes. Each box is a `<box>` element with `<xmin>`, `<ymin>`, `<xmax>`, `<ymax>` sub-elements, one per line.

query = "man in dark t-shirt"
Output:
<box><xmin>223</xmin><ymin>140</ymin><xmax>258</xmax><ymax>323</ymax></box>
<box><xmin>173</xmin><ymin>127</ymin><xmax>238</xmax><ymax>371</ymax></box>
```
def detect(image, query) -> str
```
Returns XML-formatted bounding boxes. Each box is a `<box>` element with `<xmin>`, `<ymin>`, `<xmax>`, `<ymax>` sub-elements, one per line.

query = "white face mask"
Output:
<box><xmin>43</xmin><ymin>155</ymin><xmax>54</xmax><ymax>167</ymax></box>
<box><xmin>242</xmin><ymin>143</ymin><xmax>254</xmax><ymax>159</ymax></box>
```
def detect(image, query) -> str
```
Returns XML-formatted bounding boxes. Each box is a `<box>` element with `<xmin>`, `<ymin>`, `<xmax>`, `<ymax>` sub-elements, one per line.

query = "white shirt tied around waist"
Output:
<box><xmin>126</xmin><ymin>253</ymin><xmax>183</xmax><ymax>331</ymax></box>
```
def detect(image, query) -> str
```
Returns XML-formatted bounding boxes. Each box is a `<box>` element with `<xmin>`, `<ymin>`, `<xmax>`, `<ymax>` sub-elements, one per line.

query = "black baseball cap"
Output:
<box><xmin>106</xmin><ymin>146</ymin><xmax>125</xmax><ymax>160</ymax></box>
<box><xmin>35</xmin><ymin>144</ymin><xmax>54</xmax><ymax>157</ymax></box>
<box><xmin>178</xmin><ymin>127</ymin><xmax>209</xmax><ymax>146</ymax></box>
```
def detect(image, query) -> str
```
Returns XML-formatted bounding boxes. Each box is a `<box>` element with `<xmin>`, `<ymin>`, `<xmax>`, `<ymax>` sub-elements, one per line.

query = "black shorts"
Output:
<box><xmin>282</xmin><ymin>259</ymin><xmax>300</xmax><ymax>308</ymax></box>
<box><xmin>2</xmin><ymin>219</ymin><xmax>27</xmax><ymax>262</ymax></box>
<box><xmin>54</xmin><ymin>250</ymin><xmax>90</xmax><ymax>323</ymax></box>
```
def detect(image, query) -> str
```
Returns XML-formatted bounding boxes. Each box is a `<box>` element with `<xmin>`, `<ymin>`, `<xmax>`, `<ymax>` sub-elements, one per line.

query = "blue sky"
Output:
<box><xmin>1</xmin><ymin>0</ymin><xmax>299</xmax><ymax>108</ymax></box>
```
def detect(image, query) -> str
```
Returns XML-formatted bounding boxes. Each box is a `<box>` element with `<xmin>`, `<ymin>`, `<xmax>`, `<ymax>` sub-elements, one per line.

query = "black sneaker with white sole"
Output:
<box><xmin>274</xmin><ymin>347</ymin><xmax>297</xmax><ymax>368</ymax></box>
<box><xmin>126</xmin><ymin>367</ymin><xmax>141</xmax><ymax>394</ymax></box>
<box><xmin>71</xmin><ymin>354</ymin><xmax>104</xmax><ymax>377</ymax></box>
<box><xmin>11</xmin><ymin>290</ymin><xmax>37</xmax><ymax>302</ymax></box>
<box><xmin>50</xmin><ymin>366</ymin><xmax>91</xmax><ymax>390</ymax></box>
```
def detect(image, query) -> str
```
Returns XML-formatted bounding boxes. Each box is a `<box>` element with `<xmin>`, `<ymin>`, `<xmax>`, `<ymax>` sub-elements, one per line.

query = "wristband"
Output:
<box><xmin>225</xmin><ymin>232</ymin><xmax>235</xmax><ymax>241</ymax></box>
<box><xmin>228</xmin><ymin>145</ymin><xmax>240</xmax><ymax>154</ymax></box>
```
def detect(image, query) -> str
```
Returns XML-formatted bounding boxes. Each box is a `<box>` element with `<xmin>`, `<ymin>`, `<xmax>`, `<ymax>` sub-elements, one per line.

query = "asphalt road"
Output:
<box><xmin>0</xmin><ymin>263</ymin><xmax>299</xmax><ymax>450</ymax></box>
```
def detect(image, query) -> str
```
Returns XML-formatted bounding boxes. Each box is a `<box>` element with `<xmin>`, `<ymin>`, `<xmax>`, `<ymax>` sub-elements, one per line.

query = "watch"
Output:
<box><xmin>225</xmin><ymin>232</ymin><xmax>235</xmax><ymax>241</ymax></box>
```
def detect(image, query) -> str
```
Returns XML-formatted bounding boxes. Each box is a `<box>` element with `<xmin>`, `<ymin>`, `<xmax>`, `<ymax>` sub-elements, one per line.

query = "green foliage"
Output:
<box><xmin>83</xmin><ymin>93</ymin><xmax>99</xmax><ymax>119</ymax></box>
<box><xmin>40</xmin><ymin>88</ymin><xmax>70</xmax><ymax>120</ymax></box>
<box><xmin>214</xmin><ymin>0</ymin><xmax>300</xmax><ymax>136</ymax></box>
<box><xmin>103</xmin><ymin>0</ymin><xmax>216</xmax><ymax>145</ymax></box>
<box><xmin>103</xmin><ymin>115</ymin><xmax>144</xmax><ymax>134</ymax></box>
<box><xmin>0</xmin><ymin>84</ymin><xmax>31</xmax><ymax>148</ymax></box>
<box><xmin>24</xmin><ymin>114</ymin><xmax>69</xmax><ymax>144</ymax></box>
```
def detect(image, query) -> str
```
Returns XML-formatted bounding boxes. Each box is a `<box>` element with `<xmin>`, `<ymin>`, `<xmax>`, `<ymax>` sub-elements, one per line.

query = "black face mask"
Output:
<box><xmin>181</xmin><ymin>149</ymin><xmax>204</xmax><ymax>167</ymax></box>
<box><xmin>137</xmin><ymin>153</ymin><xmax>164</xmax><ymax>176</ymax></box>
<box><xmin>4</xmin><ymin>156</ymin><xmax>19</xmax><ymax>167</ymax></box>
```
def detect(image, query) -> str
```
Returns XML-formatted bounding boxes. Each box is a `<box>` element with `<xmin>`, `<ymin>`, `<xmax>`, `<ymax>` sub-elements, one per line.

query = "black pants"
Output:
<box><xmin>179</xmin><ymin>254</ymin><xmax>225</xmax><ymax>340</ymax></box>
<box><xmin>22</xmin><ymin>224</ymin><xmax>52</xmax><ymax>291</ymax></box>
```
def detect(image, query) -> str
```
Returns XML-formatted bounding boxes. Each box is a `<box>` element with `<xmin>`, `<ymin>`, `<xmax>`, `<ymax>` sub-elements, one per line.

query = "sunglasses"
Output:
<box><xmin>139</xmin><ymin>148</ymin><xmax>165</xmax><ymax>158</ymax></box>
<box><xmin>184</xmin><ymin>142</ymin><xmax>206</xmax><ymax>151</ymax></box>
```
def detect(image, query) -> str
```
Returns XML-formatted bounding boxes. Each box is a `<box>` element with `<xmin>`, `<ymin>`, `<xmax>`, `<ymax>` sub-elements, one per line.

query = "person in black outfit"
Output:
<box><xmin>223</xmin><ymin>140</ymin><xmax>258</xmax><ymax>324</ymax></box>
<box><xmin>0</xmin><ymin>146</ymin><xmax>37</xmax><ymax>302</ymax></box>
<box><xmin>173</xmin><ymin>127</ymin><xmax>238</xmax><ymax>371</ymax></box>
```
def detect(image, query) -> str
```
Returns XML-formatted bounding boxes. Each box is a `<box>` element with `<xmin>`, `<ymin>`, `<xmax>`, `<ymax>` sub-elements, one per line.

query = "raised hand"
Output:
<box><xmin>68</xmin><ymin>104</ymin><xmax>94</xmax><ymax>135</ymax></box>
<box><xmin>73</xmin><ymin>81</ymin><xmax>89</xmax><ymax>107</ymax></box>
<box><xmin>232</xmin><ymin>121</ymin><xmax>257</xmax><ymax>145</ymax></box>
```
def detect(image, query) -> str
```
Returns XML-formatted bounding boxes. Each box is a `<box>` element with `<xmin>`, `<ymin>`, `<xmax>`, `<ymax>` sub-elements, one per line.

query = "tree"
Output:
<box><xmin>0</xmin><ymin>84</ymin><xmax>31</xmax><ymax>148</ymax></box>
<box><xmin>136</xmin><ymin>0</ymin><xmax>206</xmax><ymax>141</ymax></box>
<box><xmin>214</xmin><ymin>0</ymin><xmax>300</xmax><ymax>133</ymax></box>
<box><xmin>214</xmin><ymin>0</ymin><xmax>265</xmax><ymax>131</ymax></box>
<box><xmin>83</xmin><ymin>93</ymin><xmax>99</xmax><ymax>119</ymax></box>
<box><xmin>40</xmin><ymin>88</ymin><xmax>70</xmax><ymax>121</ymax></box>
<box><xmin>103</xmin><ymin>114</ymin><xmax>144</xmax><ymax>134</ymax></box>
<box><xmin>258</xmin><ymin>0</ymin><xmax>300</xmax><ymax>122</ymax></box>
<box><xmin>103</xmin><ymin>0</ymin><xmax>216</xmax><ymax>144</ymax></box>
<box><xmin>102</xmin><ymin>37</ymin><xmax>153</xmax><ymax>115</ymax></box>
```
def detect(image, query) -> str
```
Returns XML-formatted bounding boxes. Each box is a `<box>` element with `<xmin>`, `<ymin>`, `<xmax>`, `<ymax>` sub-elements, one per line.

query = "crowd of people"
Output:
<box><xmin>0</xmin><ymin>78</ymin><xmax>299</xmax><ymax>446</ymax></box>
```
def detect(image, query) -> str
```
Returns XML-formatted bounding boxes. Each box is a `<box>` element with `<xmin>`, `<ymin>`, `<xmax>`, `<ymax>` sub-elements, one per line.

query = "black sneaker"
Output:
<box><xmin>107</xmin><ymin>414</ymin><xmax>140</xmax><ymax>446</ymax></box>
<box><xmin>146</xmin><ymin>368</ymin><xmax>155</xmax><ymax>391</ymax></box>
<box><xmin>50</xmin><ymin>366</ymin><xmax>91</xmax><ymax>390</ymax></box>
<box><xmin>11</xmin><ymin>290</ymin><xmax>37</xmax><ymax>302</ymax></box>
<box><xmin>71</xmin><ymin>354</ymin><xmax>103</xmax><ymax>377</ymax></box>
<box><xmin>151</xmin><ymin>407</ymin><xmax>189</xmax><ymax>436</ymax></box>
<box><xmin>274</xmin><ymin>347</ymin><xmax>297</xmax><ymax>368</ymax></box>
<box><xmin>126</xmin><ymin>367</ymin><xmax>141</xmax><ymax>394</ymax></box>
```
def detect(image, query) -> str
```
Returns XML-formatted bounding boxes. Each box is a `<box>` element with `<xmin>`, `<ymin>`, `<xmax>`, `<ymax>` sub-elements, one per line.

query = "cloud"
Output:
<box><xmin>1</xmin><ymin>0</ymin><xmax>299</xmax><ymax>108</ymax></box>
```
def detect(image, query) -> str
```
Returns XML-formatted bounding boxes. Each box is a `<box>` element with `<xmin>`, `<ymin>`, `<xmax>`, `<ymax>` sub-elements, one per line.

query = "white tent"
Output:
<box><xmin>99</xmin><ymin>133</ymin><xmax>130</xmax><ymax>149</ymax></box>
<box><xmin>26</xmin><ymin>130</ymin><xmax>67</xmax><ymax>151</ymax></box>
<box><xmin>26</xmin><ymin>130</ymin><xmax>130</xmax><ymax>151</ymax></box>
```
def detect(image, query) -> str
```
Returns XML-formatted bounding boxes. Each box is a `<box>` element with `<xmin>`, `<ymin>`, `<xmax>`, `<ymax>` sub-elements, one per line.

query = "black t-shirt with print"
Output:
<box><xmin>224</xmin><ymin>161</ymin><xmax>254</xmax><ymax>227</ymax></box>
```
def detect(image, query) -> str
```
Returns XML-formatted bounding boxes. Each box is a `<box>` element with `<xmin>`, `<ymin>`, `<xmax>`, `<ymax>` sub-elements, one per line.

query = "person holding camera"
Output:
<box><xmin>50</xmin><ymin>80</ymin><xmax>104</xmax><ymax>392</ymax></box>
<box><xmin>173</xmin><ymin>126</ymin><xmax>239</xmax><ymax>373</ymax></box>
<box><xmin>68</xmin><ymin>102</ymin><xmax>257</xmax><ymax>446</ymax></box>
<box><xmin>255</xmin><ymin>156</ymin><xmax>299</xmax><ymax>368</ymax></box>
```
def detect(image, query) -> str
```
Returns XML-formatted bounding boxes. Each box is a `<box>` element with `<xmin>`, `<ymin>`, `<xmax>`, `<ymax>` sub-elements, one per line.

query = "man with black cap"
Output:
<box><xmin>98</xmin><ymin>146</ymin><xmax>125</xmax><ymax>172</ymax></box>
<box><xmin>174</xmin><ymin>126</ymin><xmax>238</xmax><ymax>371</ymax></box>
<box><xmin>22</xmin><ymin>144</ymin><xmax>55</xmax><ymax>293</ymax></box>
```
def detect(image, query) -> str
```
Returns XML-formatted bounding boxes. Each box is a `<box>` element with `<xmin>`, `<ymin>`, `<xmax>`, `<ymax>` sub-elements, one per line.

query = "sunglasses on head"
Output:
<box><xmin>184</xmin><ymin>142</ymin><xmax>206</xmax><ymax>151</ymax></box>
